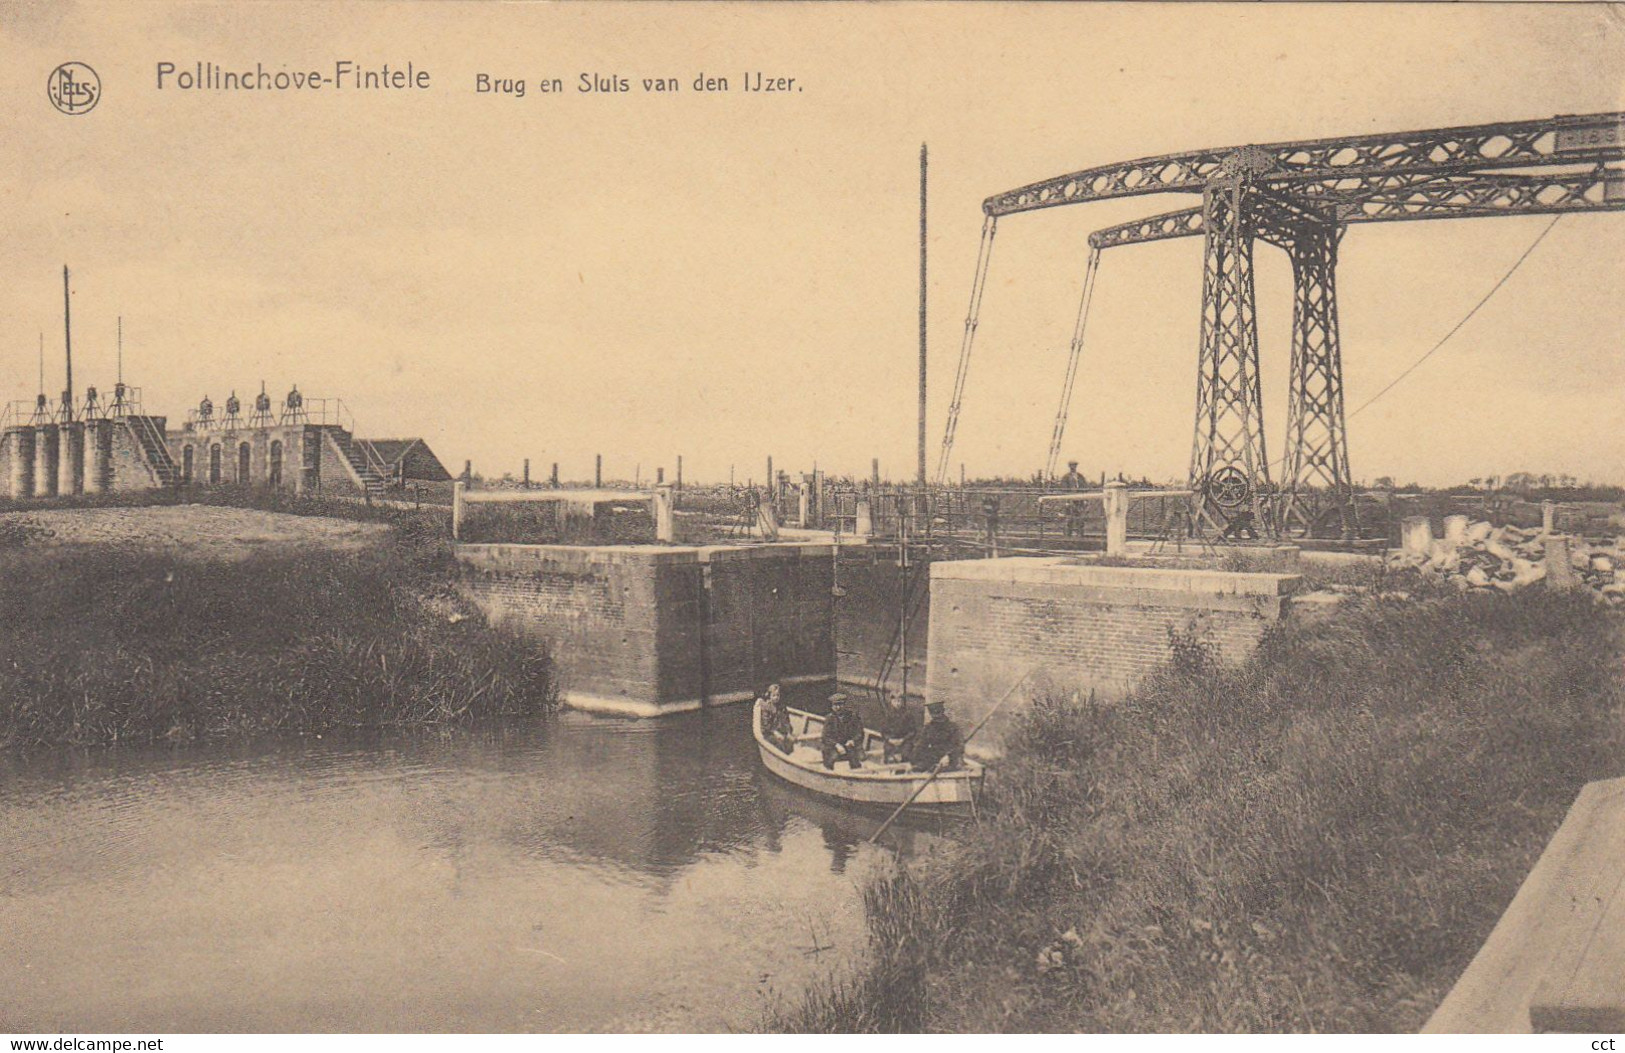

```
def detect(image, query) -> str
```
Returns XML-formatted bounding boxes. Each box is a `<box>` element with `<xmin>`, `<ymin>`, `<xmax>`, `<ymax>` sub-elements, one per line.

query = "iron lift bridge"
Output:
<box><xmin>936</xmin><ymin>112</ymin><xmax>1625</xmax><ymax>539</ymax></box>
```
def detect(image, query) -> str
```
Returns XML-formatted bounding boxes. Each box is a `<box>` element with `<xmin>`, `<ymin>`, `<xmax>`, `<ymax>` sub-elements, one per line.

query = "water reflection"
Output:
<box><xmin>0</xmin><ymin>706</ymin><xmax>938</xmax><ymax>1033</ymax></box>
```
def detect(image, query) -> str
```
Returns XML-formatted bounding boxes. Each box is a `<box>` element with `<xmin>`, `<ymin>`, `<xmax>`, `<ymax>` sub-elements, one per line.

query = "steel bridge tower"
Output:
<box><xmin>937</xmin><ymin>112</ymin><xmax>1625</xmax><ymax>538</ymax></box>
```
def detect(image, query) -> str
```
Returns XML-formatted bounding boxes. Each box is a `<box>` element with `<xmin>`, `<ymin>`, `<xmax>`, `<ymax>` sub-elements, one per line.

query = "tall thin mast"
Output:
<box><xmin>62</xmin><ymin>265</ymin><xmax>73</xmax><ymax>422</ymax></box>
<box><xmin>917</xmin><ymin>143</ymin><xmax>928</xmax><ymax>487</ymax></box>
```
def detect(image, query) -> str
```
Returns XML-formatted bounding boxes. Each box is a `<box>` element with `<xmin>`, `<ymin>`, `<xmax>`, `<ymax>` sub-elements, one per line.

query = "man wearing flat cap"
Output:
<box><xmin>820</xmin><ymin>692</ymin><xmax>865</xmax><ymax>771</ymax></box>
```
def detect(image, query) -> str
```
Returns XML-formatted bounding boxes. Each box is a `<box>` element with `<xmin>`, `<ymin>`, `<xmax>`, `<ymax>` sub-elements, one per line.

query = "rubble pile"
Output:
<box><xmin>1386</xmin><ymin>519</ymin><xmax>1624</xmax><ymax>604</ymax></box>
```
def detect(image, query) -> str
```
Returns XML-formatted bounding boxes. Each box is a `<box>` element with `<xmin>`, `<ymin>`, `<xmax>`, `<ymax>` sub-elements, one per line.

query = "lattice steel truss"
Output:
<box><xmin>938</xmin><ymin>112</ymin><xmax>1625</xmax><ymax>537</ymax></box>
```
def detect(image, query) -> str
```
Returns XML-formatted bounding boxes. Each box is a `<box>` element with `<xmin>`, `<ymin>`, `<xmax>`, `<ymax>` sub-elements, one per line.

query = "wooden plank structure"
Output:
<box><xmin>1424</xmin><ymin>776</ymin><xmax>1625</xmax><ymax>1032</ymax></box>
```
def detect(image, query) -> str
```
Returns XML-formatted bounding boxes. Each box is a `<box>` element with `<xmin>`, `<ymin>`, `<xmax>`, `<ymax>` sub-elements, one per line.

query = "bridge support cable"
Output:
<box><xmin>1043</xmin><ymin>245</ymin><xmax>1102</xmax><ymax>482</ymax></box>
<box><xmin>935</xmin><ymin>215</ymin><xmax>998</xmax><ymax>486</ymax></box>
<box><xmin>1190</xmin><ymin>181</ymin><xmax>1271</xmax><ymax>535</ymax></box>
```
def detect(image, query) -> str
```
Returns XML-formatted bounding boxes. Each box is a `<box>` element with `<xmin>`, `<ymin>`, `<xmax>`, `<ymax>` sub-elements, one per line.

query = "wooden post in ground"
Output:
<box><xmin>550</xmin><ymin>462</ymin><xmax>559</xmax><ymax>488</ymax></box>
<box><xmin>523</xmin><ymin>459</ymin><xmax>531</xmax><ymax>489</ymax></box>
<box><xmin>595</xmin><ymin>454</ymin><xmax>602</xmax><ymax>488</ymax></box>
<box><xmin>452</xmin><ymin>481</ymin><xmax>465</xmax><ymax>541</ymax></box>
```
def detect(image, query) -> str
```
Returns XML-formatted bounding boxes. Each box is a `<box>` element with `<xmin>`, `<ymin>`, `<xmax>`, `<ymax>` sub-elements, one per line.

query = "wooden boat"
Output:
<box><xmin>752</xmin><ymin>699</ymin><xmax>983</xmax><ymax>808</ymax></box>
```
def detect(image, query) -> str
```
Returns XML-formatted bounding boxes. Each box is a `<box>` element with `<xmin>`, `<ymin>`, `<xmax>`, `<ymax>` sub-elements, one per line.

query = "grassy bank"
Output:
<box><xmin>0</xmin><ymin>519</ymin><xmax>557</xmax><ymax>748</ymax></box>
<box><xmin>778</xmin><ymin>589</ymin><xmax>1625</xmax><ymax>1032</ymax></box>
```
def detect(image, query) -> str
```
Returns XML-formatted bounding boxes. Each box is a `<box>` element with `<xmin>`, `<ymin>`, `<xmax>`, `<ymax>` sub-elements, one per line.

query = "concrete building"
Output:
<box><xmin>1</xmin><ymin>384</ymin><xmax>449</xmax><ymax>501</ymax></box>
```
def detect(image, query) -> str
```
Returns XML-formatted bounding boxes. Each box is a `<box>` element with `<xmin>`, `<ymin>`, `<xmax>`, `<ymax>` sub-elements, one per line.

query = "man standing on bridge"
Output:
<box><xmin>1060</xmin><ymin>461</ymin><xmax>1088</xmax><ymax>538</ymax></box>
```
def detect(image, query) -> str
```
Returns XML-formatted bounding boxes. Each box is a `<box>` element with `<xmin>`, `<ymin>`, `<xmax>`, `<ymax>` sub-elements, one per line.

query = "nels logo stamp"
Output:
<box><xmin>48</xmin><ymin>62</ymin><xmax>100</xmax><ymax>114</ymax></box>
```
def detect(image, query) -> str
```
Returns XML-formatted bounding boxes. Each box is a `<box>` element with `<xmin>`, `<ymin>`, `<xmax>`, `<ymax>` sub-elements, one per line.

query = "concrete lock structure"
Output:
<box><xmin>926</xmin><ymin>556</ymin><xmax>1300</xmax><ymax>750</ymax></box>
<box><xmin>456</xmin><ymin>541</ymin><xmax>837</xmax><ymax>717</ymax></box>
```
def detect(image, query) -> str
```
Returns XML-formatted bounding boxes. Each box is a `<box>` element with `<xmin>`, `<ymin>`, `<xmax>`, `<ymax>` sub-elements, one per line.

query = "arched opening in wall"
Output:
<box><xmin>238</xmin><ymin>442</ymin><xmax>251</xmax><ymax>485</ymax></box>
<box><xmin>182</xmin><ymin>445</ymin><xmax>194</xmax><ymax>484</ymax></box>
<box><xmin>209</xmin><ymin>444</ymin><xmax>222</xmax><ymax>485</ymax></box>
<box><xmin>269</xmin><ymin>440</ymin><xmax>283</xmax><ymax>487</ymax></box>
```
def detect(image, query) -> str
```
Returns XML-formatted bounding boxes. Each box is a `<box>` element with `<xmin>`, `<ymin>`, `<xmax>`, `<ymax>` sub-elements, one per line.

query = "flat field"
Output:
<box><xmin>0</xmin><ymin>504</ymin><xmax>390</xmax><ymax>556</ymax></box>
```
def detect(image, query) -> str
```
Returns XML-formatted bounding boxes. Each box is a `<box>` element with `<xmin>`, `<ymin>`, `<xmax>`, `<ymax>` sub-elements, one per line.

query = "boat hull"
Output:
<box><xmin>753</xmin><ymin>701</ymin><xmax>981</xmax><ymax>808</ymax></box>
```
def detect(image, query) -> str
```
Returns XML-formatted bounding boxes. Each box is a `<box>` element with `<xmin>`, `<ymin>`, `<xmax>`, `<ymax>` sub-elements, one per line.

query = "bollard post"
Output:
<box><xmin>797</xmin><ymin>483</ymin><xmax>810</xmax><ymax>528</ymax></box>
<box><xmin>653</xmin><ymin>485</ymin><xmax>676</xmax><ymax>543</ymax></box>
<box><xmin>1400</xmin><ymin>515</ymin><xmax>1433</xmax><ymax>556</ymax></box>
<box><xmin>452</xmin><ymin>480</ymin><xmax>465</xmax><ymax>541</ymax></box>
<box><xmin>855</xmin><ymin>496</ymin><xmax>874</xmax><ymax>537</ymax></box>
<box><xmin>1103</xmin><ymin>480</ymin><xmax>1129</xmax><ymax>557</ymax></box>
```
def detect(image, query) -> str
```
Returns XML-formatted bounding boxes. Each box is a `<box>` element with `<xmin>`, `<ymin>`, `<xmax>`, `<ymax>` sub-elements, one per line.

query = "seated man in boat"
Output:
<box><xmin>909</xmin><ymin>701</ymin><xmax>965</xmax><ymax>773</ymax></box>
<box><xmin>759</xmin><ymin>682</ymin><xmax>795</xmax><ymax>755</ymax></box>
<box><xmin>879</xmin><ymin>690</ymin><xmax>921</xmax><ymax>764</ymax></box>
<box><xmin>820</xmin><ymin>693</ymin><xmax>865</xmax><ymax>771</ymax></box>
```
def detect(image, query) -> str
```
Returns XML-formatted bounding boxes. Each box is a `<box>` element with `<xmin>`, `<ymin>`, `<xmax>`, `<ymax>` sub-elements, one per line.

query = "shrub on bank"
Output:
<box><xmin>0</xmin><ymin>524</ymin><xmax>556</xmax><ymax>748</ymax></box>
<box><xmin>776</xmin><ymin>590</ymin><xmax>1624</xmax><ymax>1032</ymax></box>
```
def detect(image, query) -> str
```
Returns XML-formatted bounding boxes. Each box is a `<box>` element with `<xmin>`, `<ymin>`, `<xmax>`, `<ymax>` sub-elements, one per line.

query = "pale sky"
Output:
<box><xmin>2</xmin><ymin>2</ymin><xmax>1622</xmax><ymax>486</ymax></box>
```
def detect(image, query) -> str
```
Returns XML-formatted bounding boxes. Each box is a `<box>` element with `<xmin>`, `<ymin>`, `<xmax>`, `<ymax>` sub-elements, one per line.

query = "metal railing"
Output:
<box><xmin>2</xmin><ymin>387</ymin><xmax>147</xmax><ymax>429</ymax></box>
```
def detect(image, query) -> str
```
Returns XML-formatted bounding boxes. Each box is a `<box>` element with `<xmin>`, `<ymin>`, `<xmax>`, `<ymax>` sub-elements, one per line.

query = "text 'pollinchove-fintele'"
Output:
<box><xmin>156</xmin><ymin>62</ymin><xmax>431</xmax><ymax>91</ymax></box>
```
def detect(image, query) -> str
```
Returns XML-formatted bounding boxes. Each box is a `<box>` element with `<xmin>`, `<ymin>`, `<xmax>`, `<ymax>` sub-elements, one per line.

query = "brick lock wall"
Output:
<box><xmin>926</xmin><ymin>557</ymin><xmax>1299</xmax><ymax>750</ymax></box>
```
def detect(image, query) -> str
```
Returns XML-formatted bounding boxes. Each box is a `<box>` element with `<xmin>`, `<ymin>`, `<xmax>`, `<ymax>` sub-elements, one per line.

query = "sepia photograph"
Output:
<box><xmin>0</xmin><ymin>0</ymin><xmax>1622</xmax><ymax>1039</ymax></box>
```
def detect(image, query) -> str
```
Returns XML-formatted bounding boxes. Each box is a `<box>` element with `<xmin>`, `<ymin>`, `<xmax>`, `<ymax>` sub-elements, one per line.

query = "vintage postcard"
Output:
<box><xmin>1</xmin><ymin>0</ymin><xmax>1622</xmax><ymax>1040</ymax></box>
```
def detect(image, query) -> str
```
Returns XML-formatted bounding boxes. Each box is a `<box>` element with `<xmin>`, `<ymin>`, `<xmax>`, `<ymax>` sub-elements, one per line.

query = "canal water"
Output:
<box><xmin>0</xmin><ymin>704</ymin><xmax>950</xmax><ymax>1033</ymax></box>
